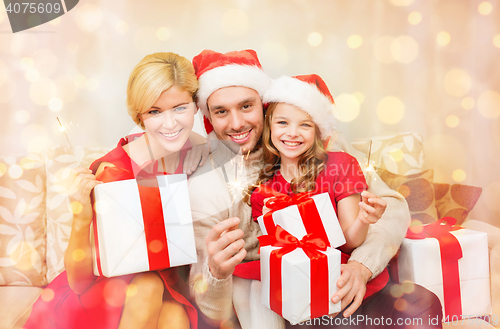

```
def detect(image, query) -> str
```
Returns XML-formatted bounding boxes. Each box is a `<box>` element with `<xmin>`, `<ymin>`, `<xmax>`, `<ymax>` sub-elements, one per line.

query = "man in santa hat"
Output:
<box><xmin>187</xmin><ymin>49</ymin><xmax>442</xmax><ymax>328</ymax></box>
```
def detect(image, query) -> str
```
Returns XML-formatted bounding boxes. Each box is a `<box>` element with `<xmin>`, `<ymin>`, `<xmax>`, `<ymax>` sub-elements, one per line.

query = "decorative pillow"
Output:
<box><xmin>0</xmin><ymin>154</ymin><xmax>47</xmax><ymax>286</ymax></box>
<box><xmin>378</xmin><ymin>168</ymin><xmax>438</xmax><ymax>224</ymax></box>
<box><xmin>433</xmin><ymin>183</ymin><xmax>482</xmax><ymax>225</ymax></box>
<box><xmin>45</xmin><ymin>146</ymin><xmax>108</xmax><ymax>282</ymax></box>
<box><xmin>351</xmin><ymin>132</ymin><xmax>425</xmax><ymax>175</ymax></box>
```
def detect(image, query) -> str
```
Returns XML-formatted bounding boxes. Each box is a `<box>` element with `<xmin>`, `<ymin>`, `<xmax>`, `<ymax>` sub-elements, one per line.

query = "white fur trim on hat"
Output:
<box><xmin>197</xmin><ymin>64</ymin><xmax>271</xmax><ymax>118</ymax></box>
<box><xmin>263</xmin><ymin>76</ymin><xmax>336</xmax><ymax>138</ymax></box>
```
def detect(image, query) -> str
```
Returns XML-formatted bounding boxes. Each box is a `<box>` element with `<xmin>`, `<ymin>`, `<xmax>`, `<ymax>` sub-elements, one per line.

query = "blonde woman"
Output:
<box><xmin>24</xmin><ymin>52</ymin><xmax>207</xmax><ymax>329</ymax></box>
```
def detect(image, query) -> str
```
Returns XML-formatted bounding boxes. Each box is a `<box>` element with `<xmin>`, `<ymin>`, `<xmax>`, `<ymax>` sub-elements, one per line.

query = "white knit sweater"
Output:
<box><xmin>188</xmin><ymin>132</ymin><xmax>410</xmax><ymax>328</ymax></box>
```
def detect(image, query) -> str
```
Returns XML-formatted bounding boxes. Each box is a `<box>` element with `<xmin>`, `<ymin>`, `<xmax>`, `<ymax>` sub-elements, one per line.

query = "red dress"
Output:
<box><xmin>24</xmin><ymin>134</ymin><xmax>198</xmax><ymax>329</ymax></box>
<box><xmin>241</xmin><ymin>152</ymin><xmax>388</xmax><ymax>299</ymax></box>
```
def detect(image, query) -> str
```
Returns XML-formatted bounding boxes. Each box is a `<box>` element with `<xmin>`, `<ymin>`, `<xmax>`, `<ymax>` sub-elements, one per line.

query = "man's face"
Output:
<box><xmin>207</xmin><ymin>86</ymin><xmax>264</xmax><ymax>154</ymax></box>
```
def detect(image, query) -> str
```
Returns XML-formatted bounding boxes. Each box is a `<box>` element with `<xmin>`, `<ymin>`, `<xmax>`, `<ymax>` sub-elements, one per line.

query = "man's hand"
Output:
<box><xmin>206</xmin><ymin>217</ymin><xmax>247</xmax><ymax>280</ymax></box>
<box><xmin>331</xmin><ymin>261</ymin><xmax>372</xmax><ymax>317</ymax></box>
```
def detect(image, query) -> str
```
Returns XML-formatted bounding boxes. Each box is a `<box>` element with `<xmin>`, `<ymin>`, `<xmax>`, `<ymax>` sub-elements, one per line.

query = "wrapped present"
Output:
<box><xmin>256</xmin><ymin>186</ymin><xmax>346</xmax><ymax>248</ymax></box>
<box><xmin>91</xmin><ymin>174</ymin><xmax>197</xmax><ymax>277</ymax></box>
<box><xmin>395</xmin><ymin>218</ymin><xmax>491</xmax><ymax>321</ymax></box>
<box><xmin>259</xmin><ymin>226</ymin><xmax>341</xmax><ymax>324</ymax></box>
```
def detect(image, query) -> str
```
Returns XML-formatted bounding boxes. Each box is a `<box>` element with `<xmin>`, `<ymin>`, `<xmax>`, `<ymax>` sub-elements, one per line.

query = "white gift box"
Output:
<box><xmin>397</xmin><ymin>229</ymin><xmax>491</xmax><ymax>320</ymax></box>
<box><xmin>257</xmin><ymin>193</ymin><xmax>346</xmax><ymax>248</ymax></box>
<box><xmin>260</xmin><ymin>245</ymin><xmax>341</xmax><ymax>324</ymax></box>
<box><xmin>91</xmin><ymin>174</ymin><xmax>197</xmax><ymax>277</ymax></box>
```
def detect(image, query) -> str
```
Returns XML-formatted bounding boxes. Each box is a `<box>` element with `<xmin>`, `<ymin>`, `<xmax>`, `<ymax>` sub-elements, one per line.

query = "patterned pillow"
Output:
<box><xmin>378</xmin><ymin>168</ymin><xmax>438</xmax><ymax>224</ymax></box>
<box><xmin>351</xmin><ymin>132</ymin><xmax>425</xmax><ymax>175</ymax></box>
<box><xmin>433</xmin><ymin>183</ymin><xmax>482</xmax><ymax>225</ymax></box>
<box><xmin>45</xmin><ymin>146</ymin><xmax>108</xmax><ymax>282</ymax></box>
<box><xmin>0</xmin><ymin>154</ymin><xmax>47</xmax><ymax>286</ymax></box>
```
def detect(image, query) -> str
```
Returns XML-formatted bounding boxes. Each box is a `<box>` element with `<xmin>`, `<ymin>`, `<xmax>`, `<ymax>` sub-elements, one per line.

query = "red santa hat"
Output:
<box><xmin>263</xmin><ymin>74</ymin><xmax>336</xmax><ymax>138</ymax></box>
<box><xmin>193</xmin><ymin>49</ymin><xmax>271</xmax><ymax>134</ymax></box>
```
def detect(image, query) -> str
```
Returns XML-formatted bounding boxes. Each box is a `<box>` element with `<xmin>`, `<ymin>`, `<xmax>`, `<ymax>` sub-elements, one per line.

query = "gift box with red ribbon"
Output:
<box><xmin>91</xmin><ymin>174</ymin><xmax>197</xmax><ymax>277</ymax></box>
<box><xmin>394</xmin><ymin>218</ymin><xmax>491</xmax><ymax>321</ymax></box>
<box><xmin>259</xmin><ymin>226</ymin><xmax>341</xmax><ymax>324</ymax></box>
<box><xmin>256</xmin><ymin>186</ymin><xmax>346</xmax><ymax>249</ymax></box>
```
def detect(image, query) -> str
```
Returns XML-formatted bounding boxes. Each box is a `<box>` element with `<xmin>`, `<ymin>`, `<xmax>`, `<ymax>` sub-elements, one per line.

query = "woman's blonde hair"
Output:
<box><xmin>126</xmin><ymin>52</ymin><xmax>198</xmax><ymax>128</ymax></box>
<box><xmin>245</xmin><ymin>102</ymin><xmax>328</xmax><ymax>203</ymax></box>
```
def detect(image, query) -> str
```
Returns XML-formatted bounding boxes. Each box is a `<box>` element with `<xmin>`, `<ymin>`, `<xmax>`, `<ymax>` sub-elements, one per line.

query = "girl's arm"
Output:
<box><xmin>337</xmin><ymin>191</ymin><xmax>387</xmax><ymax>253</ymax></box>
<box><xmin>64</xmin><ymin>163</ymin><xmax>109</xmax><ymax>295</ymax></box>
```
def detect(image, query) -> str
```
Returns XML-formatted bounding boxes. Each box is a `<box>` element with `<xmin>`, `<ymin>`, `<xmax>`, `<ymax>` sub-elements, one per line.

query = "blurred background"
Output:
<box><xmin>0</xmin><ymin>0</ymin><xmax>499</xmax><ymax>226</ymax></box>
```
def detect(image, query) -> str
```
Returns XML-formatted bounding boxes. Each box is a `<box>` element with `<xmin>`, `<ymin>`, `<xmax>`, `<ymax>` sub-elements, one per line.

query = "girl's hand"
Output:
<box><xmin>183</xmin><ymin>143</ymin><xmax>210</xmax><ymax>175</ymax></box>
<box><xmin>357</xmin><ymin>190</ymin><xmax>387</xmax><ymax>225</ymax></box>
<box><xmin>68</xmin><ymin>167</ymin><xmax>101</xmax><ymax>226</ymax></box>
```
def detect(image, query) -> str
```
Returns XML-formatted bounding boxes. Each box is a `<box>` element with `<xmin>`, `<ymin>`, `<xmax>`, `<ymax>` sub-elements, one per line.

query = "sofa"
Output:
<box><xmin>0</xmin><ymin>132</ymin><xmax>499</xmax><ymax>329</ymax></box>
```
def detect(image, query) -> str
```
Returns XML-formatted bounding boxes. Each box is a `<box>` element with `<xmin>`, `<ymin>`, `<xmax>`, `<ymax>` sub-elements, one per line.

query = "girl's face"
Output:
<box><xmin>270</xmin><ymin>103</ymin><xmax>316</xmax><ymax>164</ymax></box>
<box><xmin>140</xmin><ymin>86</ymin><xmax>196</xmax><ymax>157</ymax></box>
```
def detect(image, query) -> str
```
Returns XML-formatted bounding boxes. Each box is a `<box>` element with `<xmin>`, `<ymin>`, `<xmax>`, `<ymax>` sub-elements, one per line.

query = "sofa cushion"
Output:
<box><xmin>0</xmin><ymin>286</ymin><xmax>43</xmax><ymax>329</ymax></box>
<box><xmin>0</xmin><ymin>154</ymin><xmax>47</xmax><ymax>286</ymax></box>
<box><xmin>378</xmin><ymin>168</ymin><xmax>439</xmax><ymax>224</ymax></box>
<box><xmin>351</xmin><ymin>132</ymin><xmax>425</xmax><ymax>175</ymax></box>
<box><xmin>434</xmin><ymin>183</ymin><xmax>482</xmax><ymax>226</ymax></box>
<box><xmin>45</xmin><ymin>146</ymin><xmax>109</xmax><ymax>282</ymax></box>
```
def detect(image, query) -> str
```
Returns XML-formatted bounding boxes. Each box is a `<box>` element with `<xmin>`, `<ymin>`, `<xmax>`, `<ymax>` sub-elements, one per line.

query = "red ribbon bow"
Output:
<box><xmin>405</xmin><ymin>217</ymin><xmax>463</xmax><ymax>318</ymax></box>
<box><xmin>256</xmin><ymin>186</ymin><xmax>331</xmax><ymax>247</ymax></box>
<box><xmin>258</xmin><ymin>226</ymin><xmax>330</xmax><ymax>320</ymax></box>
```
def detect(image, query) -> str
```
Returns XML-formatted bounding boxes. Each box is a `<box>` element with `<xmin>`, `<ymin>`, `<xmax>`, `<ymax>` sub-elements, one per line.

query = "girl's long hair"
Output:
<box><xmin>245</xmin><ymin>102</ymin><xmax>328</xmax><ymax>204</ymax></box>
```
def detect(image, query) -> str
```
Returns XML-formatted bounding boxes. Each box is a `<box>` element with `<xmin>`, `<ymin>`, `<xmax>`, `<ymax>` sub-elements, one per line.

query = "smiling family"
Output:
<box><xmin>24</xmin><ymin>50</ymin><xmax>443</xmax><ymax>329</ymax></box>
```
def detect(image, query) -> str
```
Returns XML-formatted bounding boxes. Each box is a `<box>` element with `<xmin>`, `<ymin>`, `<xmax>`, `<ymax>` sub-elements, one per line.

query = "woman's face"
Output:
<box><xmin>140</xmin><ymin>86</ymin><xmax>196</xmax><ymax>157</ymax></box>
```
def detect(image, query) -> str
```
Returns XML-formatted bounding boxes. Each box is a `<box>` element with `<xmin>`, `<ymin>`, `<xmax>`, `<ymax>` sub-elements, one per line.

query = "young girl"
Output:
<box><xmin>250</xmin><ymin>74</ymin><xmax>387</xmax><ymax>254</ymax></box>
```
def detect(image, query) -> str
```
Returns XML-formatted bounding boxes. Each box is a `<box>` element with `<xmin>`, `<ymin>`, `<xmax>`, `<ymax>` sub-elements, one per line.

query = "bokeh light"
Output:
<box><xmin>352</xmin><ymin>92</ymin><xmax>365</xmax><ymax>104</ymax></box>
<box><xmin>391</xmin><ymin>36</ymin><xmax>419</xmax><ymax>63</ymax></box>
<box><xmin>426</xmin><ymin>134</ymin><xmax>466</xmax><ymax>178</ymax></box>
<box><xmin>41</xmin><ymin>288</ymin><xmax>55</xmax><ymax>302</ymax></box>
<box><xmin>72</xmin><ymin>249</ymin><xmax>85</xmax><ymax>262</ymax></box>
<box><xmin>478</xmin><ymin>2</ymin><xmax>492</xmax><ymax>15</ymax></box>
<box><xmin>308</xmin><ymin>32</ymin><xmax>323</xmax><ymax>47</ymax></box>
<box><xmin>103</xmin><ymin>279</ymin><xmax>128</xmax><ymax>307</ymax></box>
<box><xmin>56</xmin><ymin>76</ymin><xmax>78</xmax><ymax>103</ymax></box>
<box><xmin>437</xmin><ymin>31</ymin><xmax>451</xmax><ymax>46</ymax></box>
<box><xmin>22</xmin><ymin>125</ymin><xmax>52</xmax><ymax>153</ymax></box>
<box><xmin>25</xmin><ymin>69</ymin><xmax>40</xmax><ymax>82</ymax></box>
<box><xmin>494</xmin><ymin>35</ymin><xmax>500</xmax><ymax>48</ymax></box>
<box><xmin>0</xmin><ymin>163</ymin><xmax>6</xmax><ymax>178</ymax></box>
<box><xmin>446</xmin><ymin>115</ymin><xmax>459</xmax><ymax>128</ymax></box>
<box><xmin>334</xmin><ymin>94</ymin><xmax>360</xmax><ymax>122</ymax></box>
<box><xmin>401</xmin><ymin>281</ymin><xmax>415</xmax><ymax>294</ymax></box>
<box><xmin>452</xmin><ymin>169</ymin><xmax>466</xmax><ymax>182</ymax></box>
<box><xmin>15</xmin><ymin>110</ymin><xmax>30</xmax><ymax>124</ymax></box>
<box><xmin>156</xmin><ymin>27</ymin><xmax>171</xmax><ymax>41</ymax></box>
<box><xmin>443</xmin><ymin>69</ymin><xmax>471</xmax><ymax>97</ymax></box>
<box><xmin>126</xmin><ymin>284</ymin><xmax>138</xmax><ymax>297</ymax></box>
<box><xmin>94</xmin><ymin>200</ymin><xmax>109</xmax><ymax>215</ymax></box>
<box><xmin>70</xmin><ymin>201</ymin><xmax>83</xmax><ymax>215</ymax></box>
<box><xmin>483</xmin><ymin>182</ymin><xmax>500</xmax><ymax>212</ymax></box>
<box><xmin>114</xmin><ymin>20</ymin><xmax>128</xmax><ymax>34</ymax></box>
<box><xmin>374</xmin><ymin>36</ymin><xmax>395</xmax><ymax>64</ymax></box>
<box><xmin>394</xmin><ymin>298</ymin><xmax>408</xmax><ymax>311</ymax></box>
<box><xmin>0</xmin><ymin>79</ymin><xmax>15</xmax><ymax>103</ymax></box>
<box><xmin>376</xmin><ymin>96</ymin><xmax>405</xmax><ymax>124</ymax></box>
<box><xmin>477</xmin><ymin>91</ymin><xmax>500</xmax><ymax>119</ymax></box>
<box><xmin>193</xmin><ymin>274</ymin><xmax>209</xmax><ymax>294</ymax></box>
<box><xmin>390</xmin><ymin>284</ymin><xmax>404</xmax><ymax>298</ymax></box>
<box><xmin>390</xmin><ymin>0</ymin><xmax>414</xmax><ymax>6</ymax></box>
<box><xmin>221</xmin><ymin>9</ymin><xmax>248</xmax><ymax>37</ymax></box>
<box><xmin>408</xmin><ymin>12</ymin><xmax>422</xmax><ymax>25</ymax></box>
<box><xmin>9</xmin><ymin>165</ymin><xmax>23</xmax><ymax>179</ymax></box>
<box><xmin>20</xmin><ymin>57</ymin><xmax>34</xmax><ymax>71</ymax></box>
<box><xmin>347</xmin><ymin>35</ymin><xmax>363</xmax><ymax>49</ymax></box>
<box><xmin>49</xmin><ymin>17</ymin><xmax>61</xmax><ymax>26</ymax></box>
<box><xmin>461</xmin><ymin>97</ymin><xmax>475</xmax><ymax>110</ymax></box>
<box><xmin>49</xmin><ymin>98</ymin><xmax>63</xmax><ymax>112</ymax></box>
<box><xmin>260</xmin><ymin>42</ymin><xmax>288</xmax><ymax>69</ymax></box>
<box><xmin>30</xmin><ymin>78</ymin><xmax>58</xmax><ymax>106</ymax></box>
<box><xmin>74</xmin><ymin>4</ymin><xmax>103</xmax><ymax>32</ymax></box>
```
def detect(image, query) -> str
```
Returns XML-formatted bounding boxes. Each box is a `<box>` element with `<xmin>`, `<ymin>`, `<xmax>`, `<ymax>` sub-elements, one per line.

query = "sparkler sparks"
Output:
<box><xmin>56</xmin><ymin>117</ymin><xmax>81</xmax><ymax>166</ymax></box>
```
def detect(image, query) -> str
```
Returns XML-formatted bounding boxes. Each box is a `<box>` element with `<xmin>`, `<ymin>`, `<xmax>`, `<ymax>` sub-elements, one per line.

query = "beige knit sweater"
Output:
<box><xmin>188</xmin><ymin>132</ymin><xmax>410</xmax><ymax>327</ymax></box>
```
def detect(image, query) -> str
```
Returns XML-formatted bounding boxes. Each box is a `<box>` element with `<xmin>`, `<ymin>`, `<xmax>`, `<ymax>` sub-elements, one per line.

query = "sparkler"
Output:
<box><xmin>365</xmin><ymin>139</ymin><xmax>376</xmax><ymax>180</ymax></box>
<box><xmin>56</xmin><ymin>117</ymin><xmax>81</xmax><ymax>166</ymax></box>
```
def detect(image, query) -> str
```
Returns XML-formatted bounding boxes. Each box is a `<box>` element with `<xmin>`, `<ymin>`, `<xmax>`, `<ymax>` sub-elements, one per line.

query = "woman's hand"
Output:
<box><xmin>68</xmin><ymin>167</ymin><xmax>101</xmax><ymax>226</ymax></box>
<box><xmin>183</xmin><ymin>143</ymin><xmax>210</xmax><ymax>175</ymax></box>
<box><xmin>357</xmin><ymin>191</ymin><xmax>387</xmax><ymax>225</ymax></box>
